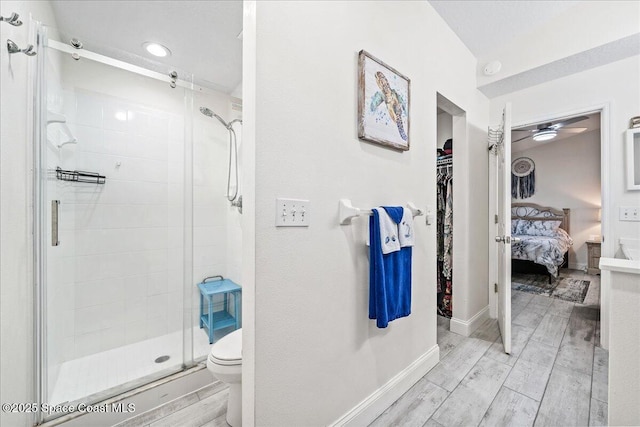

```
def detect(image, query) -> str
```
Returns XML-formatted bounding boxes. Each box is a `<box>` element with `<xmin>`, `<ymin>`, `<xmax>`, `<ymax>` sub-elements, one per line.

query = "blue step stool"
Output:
<box><xmin>198</xmin><ymin>276</ymin><xmax>242</xmax><ymax>344</ymax></box>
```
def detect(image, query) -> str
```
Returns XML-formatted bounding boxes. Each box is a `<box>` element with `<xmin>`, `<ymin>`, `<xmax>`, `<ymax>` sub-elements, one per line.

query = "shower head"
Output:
<box><xmin>200</xmin><ymin>106</ymin><xmax>230</xmax><ymax>129</ymax></box>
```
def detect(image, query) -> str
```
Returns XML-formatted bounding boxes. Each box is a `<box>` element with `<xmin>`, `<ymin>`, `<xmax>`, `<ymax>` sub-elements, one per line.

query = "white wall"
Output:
<box><xmin>512</xmin><ymin>130</ymin><xmax>601</xmax><ymax>270</ymax></box>
<box><xmin>248</xmin><ymin>1</ymin><xmax>489</xmax><ymax>425</ymax></box>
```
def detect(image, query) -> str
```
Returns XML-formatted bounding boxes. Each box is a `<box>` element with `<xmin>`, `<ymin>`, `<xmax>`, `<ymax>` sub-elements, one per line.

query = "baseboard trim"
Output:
<box><xmin>450</xmin><ymin>305</ymin><xmax>490</xmax><ymax>336</ymax></box>
<box><xmin>329</xmin><ymin>345</ymin><xmax>440</xmax><ymax>426</ymax></box>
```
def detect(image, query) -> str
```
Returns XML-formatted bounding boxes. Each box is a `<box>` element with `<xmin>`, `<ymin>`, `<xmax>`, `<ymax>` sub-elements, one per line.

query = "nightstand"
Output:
<box><xmin>586</xmin><ymin>240</ymin><xmax>601</xmax><ymax>275</ymax></box>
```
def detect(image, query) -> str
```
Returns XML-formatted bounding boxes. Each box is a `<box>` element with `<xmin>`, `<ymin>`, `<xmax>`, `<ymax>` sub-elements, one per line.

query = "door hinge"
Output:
<box><xmin>494</xmin><ymin>214</ymin><xmax>499</xmax><ymax>224</ymax></box>
<box><xmin>494</xmin><ymin>283</ymin><xmax>498</xmax><ymax>293</ymax></box>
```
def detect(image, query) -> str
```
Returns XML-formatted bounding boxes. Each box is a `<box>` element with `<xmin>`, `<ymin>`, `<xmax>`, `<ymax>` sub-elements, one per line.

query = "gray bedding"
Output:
<box><xmin>511</xmin><ymin>222</ymin><xmax>573</xmax><ymax>277</ymax></box>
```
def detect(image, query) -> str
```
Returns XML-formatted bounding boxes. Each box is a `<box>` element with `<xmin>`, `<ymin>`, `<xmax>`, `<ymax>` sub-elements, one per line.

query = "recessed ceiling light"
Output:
<box><xmin>143</xmin><ymin>42</ymin><xmax>171</xmax><ymax>58</ymax></box>
<box><xmin>533</xmin><ymin>129</ymin><xmax>557</xmax><ymax>142</ymax></box>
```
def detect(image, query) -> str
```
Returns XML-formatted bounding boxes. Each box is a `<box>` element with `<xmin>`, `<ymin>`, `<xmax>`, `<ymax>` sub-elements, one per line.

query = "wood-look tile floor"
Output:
<box><xmin>371</xmin><ymin>271</ymin><xmax>607</xmax><ymax>427</ymax></box>
<box><xmin>113</xmin><ymin>381</ymin><xmax>230</xmax><ymax>427</ymax></box>
<box><xmin>117</xmin><ymin>270</ymin><xmax>605</xmax><ymax>427</ymax></box>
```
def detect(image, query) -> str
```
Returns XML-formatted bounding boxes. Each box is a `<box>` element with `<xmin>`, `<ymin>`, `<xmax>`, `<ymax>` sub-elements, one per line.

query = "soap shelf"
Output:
<box><xmin>47</xmin><ymin>111</ymin><xmax>78</xmax><ymax>148</ymax></box>
<box><xmin>56</xmin><ymin>167</ymin><xmax>106</xmax><ymax>184</ymax></box>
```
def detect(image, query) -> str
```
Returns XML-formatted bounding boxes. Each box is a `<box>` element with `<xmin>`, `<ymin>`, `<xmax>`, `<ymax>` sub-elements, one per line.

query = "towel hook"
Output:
<box><xmin>7</xmin><ymin>39</ymin><xmax>36</xmax><ymax>56</ymax></box>
<box><xmin>0</xmin><ymin>12</ymin><xmax>22</xmax><ymax>26</ymax></box>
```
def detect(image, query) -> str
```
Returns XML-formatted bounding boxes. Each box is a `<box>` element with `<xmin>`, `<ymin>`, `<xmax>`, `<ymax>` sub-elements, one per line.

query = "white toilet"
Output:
<box><xmin>207</xmin><ymin>328</ymin><xmax>242</xmax><ymax>427</ymax></box>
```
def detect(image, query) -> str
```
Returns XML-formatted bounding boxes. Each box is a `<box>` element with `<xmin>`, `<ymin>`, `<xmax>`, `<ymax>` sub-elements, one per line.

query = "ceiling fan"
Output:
<box><xmin>512</xmin><ymin>116</ymin><xmax>589</xmax><ymax>143</ymax></box>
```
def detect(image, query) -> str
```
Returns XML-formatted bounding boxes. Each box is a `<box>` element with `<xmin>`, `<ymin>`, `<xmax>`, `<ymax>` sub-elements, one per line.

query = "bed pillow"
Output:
<box><xmin>515</xmin><ymin>220</ymin><xmax>562</xmax><ymax>236</ymax></box>
<box><xmin>511</xmin><ymin>219</ymin><xmax>521</xmax><ymax>234</ymax></box>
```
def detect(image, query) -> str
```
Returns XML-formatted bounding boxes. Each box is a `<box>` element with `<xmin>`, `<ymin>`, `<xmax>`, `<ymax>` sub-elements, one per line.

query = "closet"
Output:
<box><xmin>436</xmin><ymin>108</ymin><xmax>453</xmax><ymax>318</ymax></box>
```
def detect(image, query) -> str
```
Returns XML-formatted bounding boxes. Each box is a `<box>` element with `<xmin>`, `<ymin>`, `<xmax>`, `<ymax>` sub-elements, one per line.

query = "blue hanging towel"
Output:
<box><xmin>369</xmin><ymin>206</ymin><xmax>412</xmax><ymax>328</ymax></box>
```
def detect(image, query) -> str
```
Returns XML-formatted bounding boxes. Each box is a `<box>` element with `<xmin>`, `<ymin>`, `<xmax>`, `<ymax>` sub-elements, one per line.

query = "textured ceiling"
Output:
<box><xmin>428</xmin><ymin>0</ymin><xmax>640</xmax><ymax>97</ymax></box>
<box><xmin>428</xmin><ymin>0</ymin><xmax>577</xmax><ymax>59</ymax></box>
<box><xmin>49</xmin><ymin>0</ymin><xmax>243</xmax><ymax>94</ymax></box>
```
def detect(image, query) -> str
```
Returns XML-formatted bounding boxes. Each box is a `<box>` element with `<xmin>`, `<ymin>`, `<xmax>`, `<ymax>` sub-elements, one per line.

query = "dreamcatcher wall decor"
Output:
<box><xmin>512</xmin><ymin>157</ymin><xmax>535</xmax><ymax>199</ymax></box>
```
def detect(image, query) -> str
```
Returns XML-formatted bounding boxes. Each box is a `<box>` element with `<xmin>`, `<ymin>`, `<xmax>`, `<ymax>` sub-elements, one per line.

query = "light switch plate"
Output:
<box><xmin>619</xmin><ymin>206</ymin><xmax>640</xmax><ymax>221</ymax></box>
<box><xmin>276</xmin><ymin>198</ymin><xmax>310</xmax><ymax>227</ymax></box>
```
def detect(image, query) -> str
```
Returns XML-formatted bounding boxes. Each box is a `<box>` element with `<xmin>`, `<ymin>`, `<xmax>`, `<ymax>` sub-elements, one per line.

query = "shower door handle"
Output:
<box><xmin>52</xmin><ymin>200</ymin><xmax>60</xmax><ymax>246</ymax></box>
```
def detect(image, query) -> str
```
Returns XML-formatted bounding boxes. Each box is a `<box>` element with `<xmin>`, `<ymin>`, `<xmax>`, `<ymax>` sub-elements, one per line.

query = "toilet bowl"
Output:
<box><xmin>207</xmin><ymin>328</ymin><xmax>242</xmax><ymax>427</ymax></box>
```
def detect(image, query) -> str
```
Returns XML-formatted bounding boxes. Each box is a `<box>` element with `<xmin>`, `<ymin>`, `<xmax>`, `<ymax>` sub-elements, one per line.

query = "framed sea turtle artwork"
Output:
<box><xmin>357</xmin><ymin>50</ymin><xmax>410</xmax><ymax>151</ymax></box>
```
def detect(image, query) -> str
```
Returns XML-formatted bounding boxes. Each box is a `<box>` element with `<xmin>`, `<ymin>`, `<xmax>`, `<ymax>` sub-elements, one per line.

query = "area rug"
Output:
<box><xmin>511</xmin><ymin>273</ymin><xmax>590</xmax><ymax>304</ymax></box>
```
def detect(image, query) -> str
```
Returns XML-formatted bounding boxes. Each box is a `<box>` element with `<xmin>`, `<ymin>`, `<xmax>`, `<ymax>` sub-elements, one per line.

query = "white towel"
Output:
<box><xmin>398</xmin><ymin>208</ymin><xmax>415</xmax><ymax>248</ymax></box>
<box><xmin>374</xmin><ymin>208</ymin><xmax>401</xmax><ymax>254</ymax></box>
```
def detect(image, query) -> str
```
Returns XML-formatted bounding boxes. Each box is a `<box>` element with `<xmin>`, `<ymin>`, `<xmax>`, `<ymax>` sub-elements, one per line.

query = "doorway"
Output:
<box><xmin>435</xmin><ymin>93</ymin><xmax>466</xmax><ymax>343</ymax></box>
<box><xmin>510</xmin><ymin>111</ymin><xmax>603</xmax><ymax>348</ymax></box>
<box><xmin>33</xmin><ymin>23</ymin><xmax>243</xmax><ymax>424</ymax></box>
<box><xmin>489</xmin><ymin>104</ymin><xmax>614</xmax><ymax>342</ymax></box>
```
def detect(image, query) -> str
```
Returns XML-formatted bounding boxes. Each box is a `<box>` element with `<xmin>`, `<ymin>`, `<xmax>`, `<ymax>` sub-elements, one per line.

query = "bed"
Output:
<box><xmin>511</xmin><ymin>203</ymin><xmax>573</xmax><ymax>283</ymax></box>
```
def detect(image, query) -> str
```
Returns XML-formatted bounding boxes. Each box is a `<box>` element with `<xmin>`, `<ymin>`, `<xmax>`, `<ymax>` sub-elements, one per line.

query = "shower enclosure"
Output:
<box><xmin>34</xmin><ymin>23</ymin><xmax>242</xmax><ymax>423</ymax></box>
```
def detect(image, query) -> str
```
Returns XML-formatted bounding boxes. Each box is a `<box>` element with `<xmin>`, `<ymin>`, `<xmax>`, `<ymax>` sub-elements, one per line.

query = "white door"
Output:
<box><xmin>490</xmin><ymin>103</ymin><xmax>512</xmax><ymax>354</ymax></box>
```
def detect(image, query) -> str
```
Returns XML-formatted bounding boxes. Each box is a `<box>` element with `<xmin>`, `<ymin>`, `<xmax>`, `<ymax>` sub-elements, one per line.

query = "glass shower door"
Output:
<box><xmin>36</xmin><ymin>24</ymin><xmax>194</xmax><ymax>419</ymax></box>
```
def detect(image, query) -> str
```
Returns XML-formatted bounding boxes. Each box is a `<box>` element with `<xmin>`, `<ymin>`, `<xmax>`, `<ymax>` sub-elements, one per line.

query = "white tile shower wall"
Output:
<box><xmin>226</xmin><ymin>103</ymin><xmax>243</xmax><ymax>289</ymax></box>
<box><xmin>182</xmin><ymin>94</ymin><xmax>244</xmax><ymax>338</ymax></box>
<box><xmin>191</xmin><ymin>102</ymin><xmax>232</xmax><ymax>329</ymax></box>
<box><xmin>47</xmin><ymin>53</ymin><xmax>236</xmax><ymax>367</ymax></box>
<box><xmin>53</xmin><ymin>88</ymin><xmax>183</xmax><ymax>359</ymax></box>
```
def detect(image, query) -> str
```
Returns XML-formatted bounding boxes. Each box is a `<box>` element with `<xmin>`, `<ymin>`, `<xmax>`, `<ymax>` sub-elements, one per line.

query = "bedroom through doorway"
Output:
<box><xmin>508</xmin><ymin>111</ymin><xmax>603</xmax><ymax>351</ymax></box>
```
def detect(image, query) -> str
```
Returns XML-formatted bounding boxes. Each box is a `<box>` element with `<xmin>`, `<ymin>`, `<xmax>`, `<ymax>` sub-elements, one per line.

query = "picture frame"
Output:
<box><xmin>358</xmin><ymin>50</ymin><xmax>411</xmax><ymax>151</ymax></box>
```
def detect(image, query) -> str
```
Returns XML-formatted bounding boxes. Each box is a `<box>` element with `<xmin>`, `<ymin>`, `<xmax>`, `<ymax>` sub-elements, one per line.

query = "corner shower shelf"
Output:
<box><xmin>47</xmin><ymin>111</ymin><xmax>78</xmax><ymax>148</ymax></box>
<box><xmin>56</xmin><ymin>167</ymin><xmax>106</xmax><ymax>184</ymax></box>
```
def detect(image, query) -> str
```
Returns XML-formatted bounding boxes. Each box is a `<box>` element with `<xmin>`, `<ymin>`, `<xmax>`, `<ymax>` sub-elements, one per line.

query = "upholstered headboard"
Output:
<box><xmin>511</xmin><ymin>203</ymin><xmax>570</xmax><ymax>235</ymax></box>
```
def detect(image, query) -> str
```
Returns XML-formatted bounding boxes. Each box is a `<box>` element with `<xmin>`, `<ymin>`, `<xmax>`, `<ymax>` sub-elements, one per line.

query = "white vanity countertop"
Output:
<box><xmin>600</xmin><ymin>257</ymin><xmax>640</xmax><ymax>275</ymax></box>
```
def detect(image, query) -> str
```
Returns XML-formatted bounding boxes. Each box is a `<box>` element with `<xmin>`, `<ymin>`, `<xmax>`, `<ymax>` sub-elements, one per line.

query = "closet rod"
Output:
<box><xmin>339</xmin><ymin>199</ymin><xmax>424</xmax><ymax>225</ymax></box>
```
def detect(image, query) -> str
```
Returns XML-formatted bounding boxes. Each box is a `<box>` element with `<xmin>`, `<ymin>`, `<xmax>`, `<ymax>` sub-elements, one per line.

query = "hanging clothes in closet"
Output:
<box><xmin>436</xmin><ymin>160</ymin><xmax>453</xmax><ymax>318</ymax></box>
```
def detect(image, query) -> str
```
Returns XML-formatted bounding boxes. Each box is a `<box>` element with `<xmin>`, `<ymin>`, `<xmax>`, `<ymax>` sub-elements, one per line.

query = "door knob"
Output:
<box><xmin>495</xmin><ymin>236</ymin><xmax>505</xmax><ymax>243</ymax></box>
